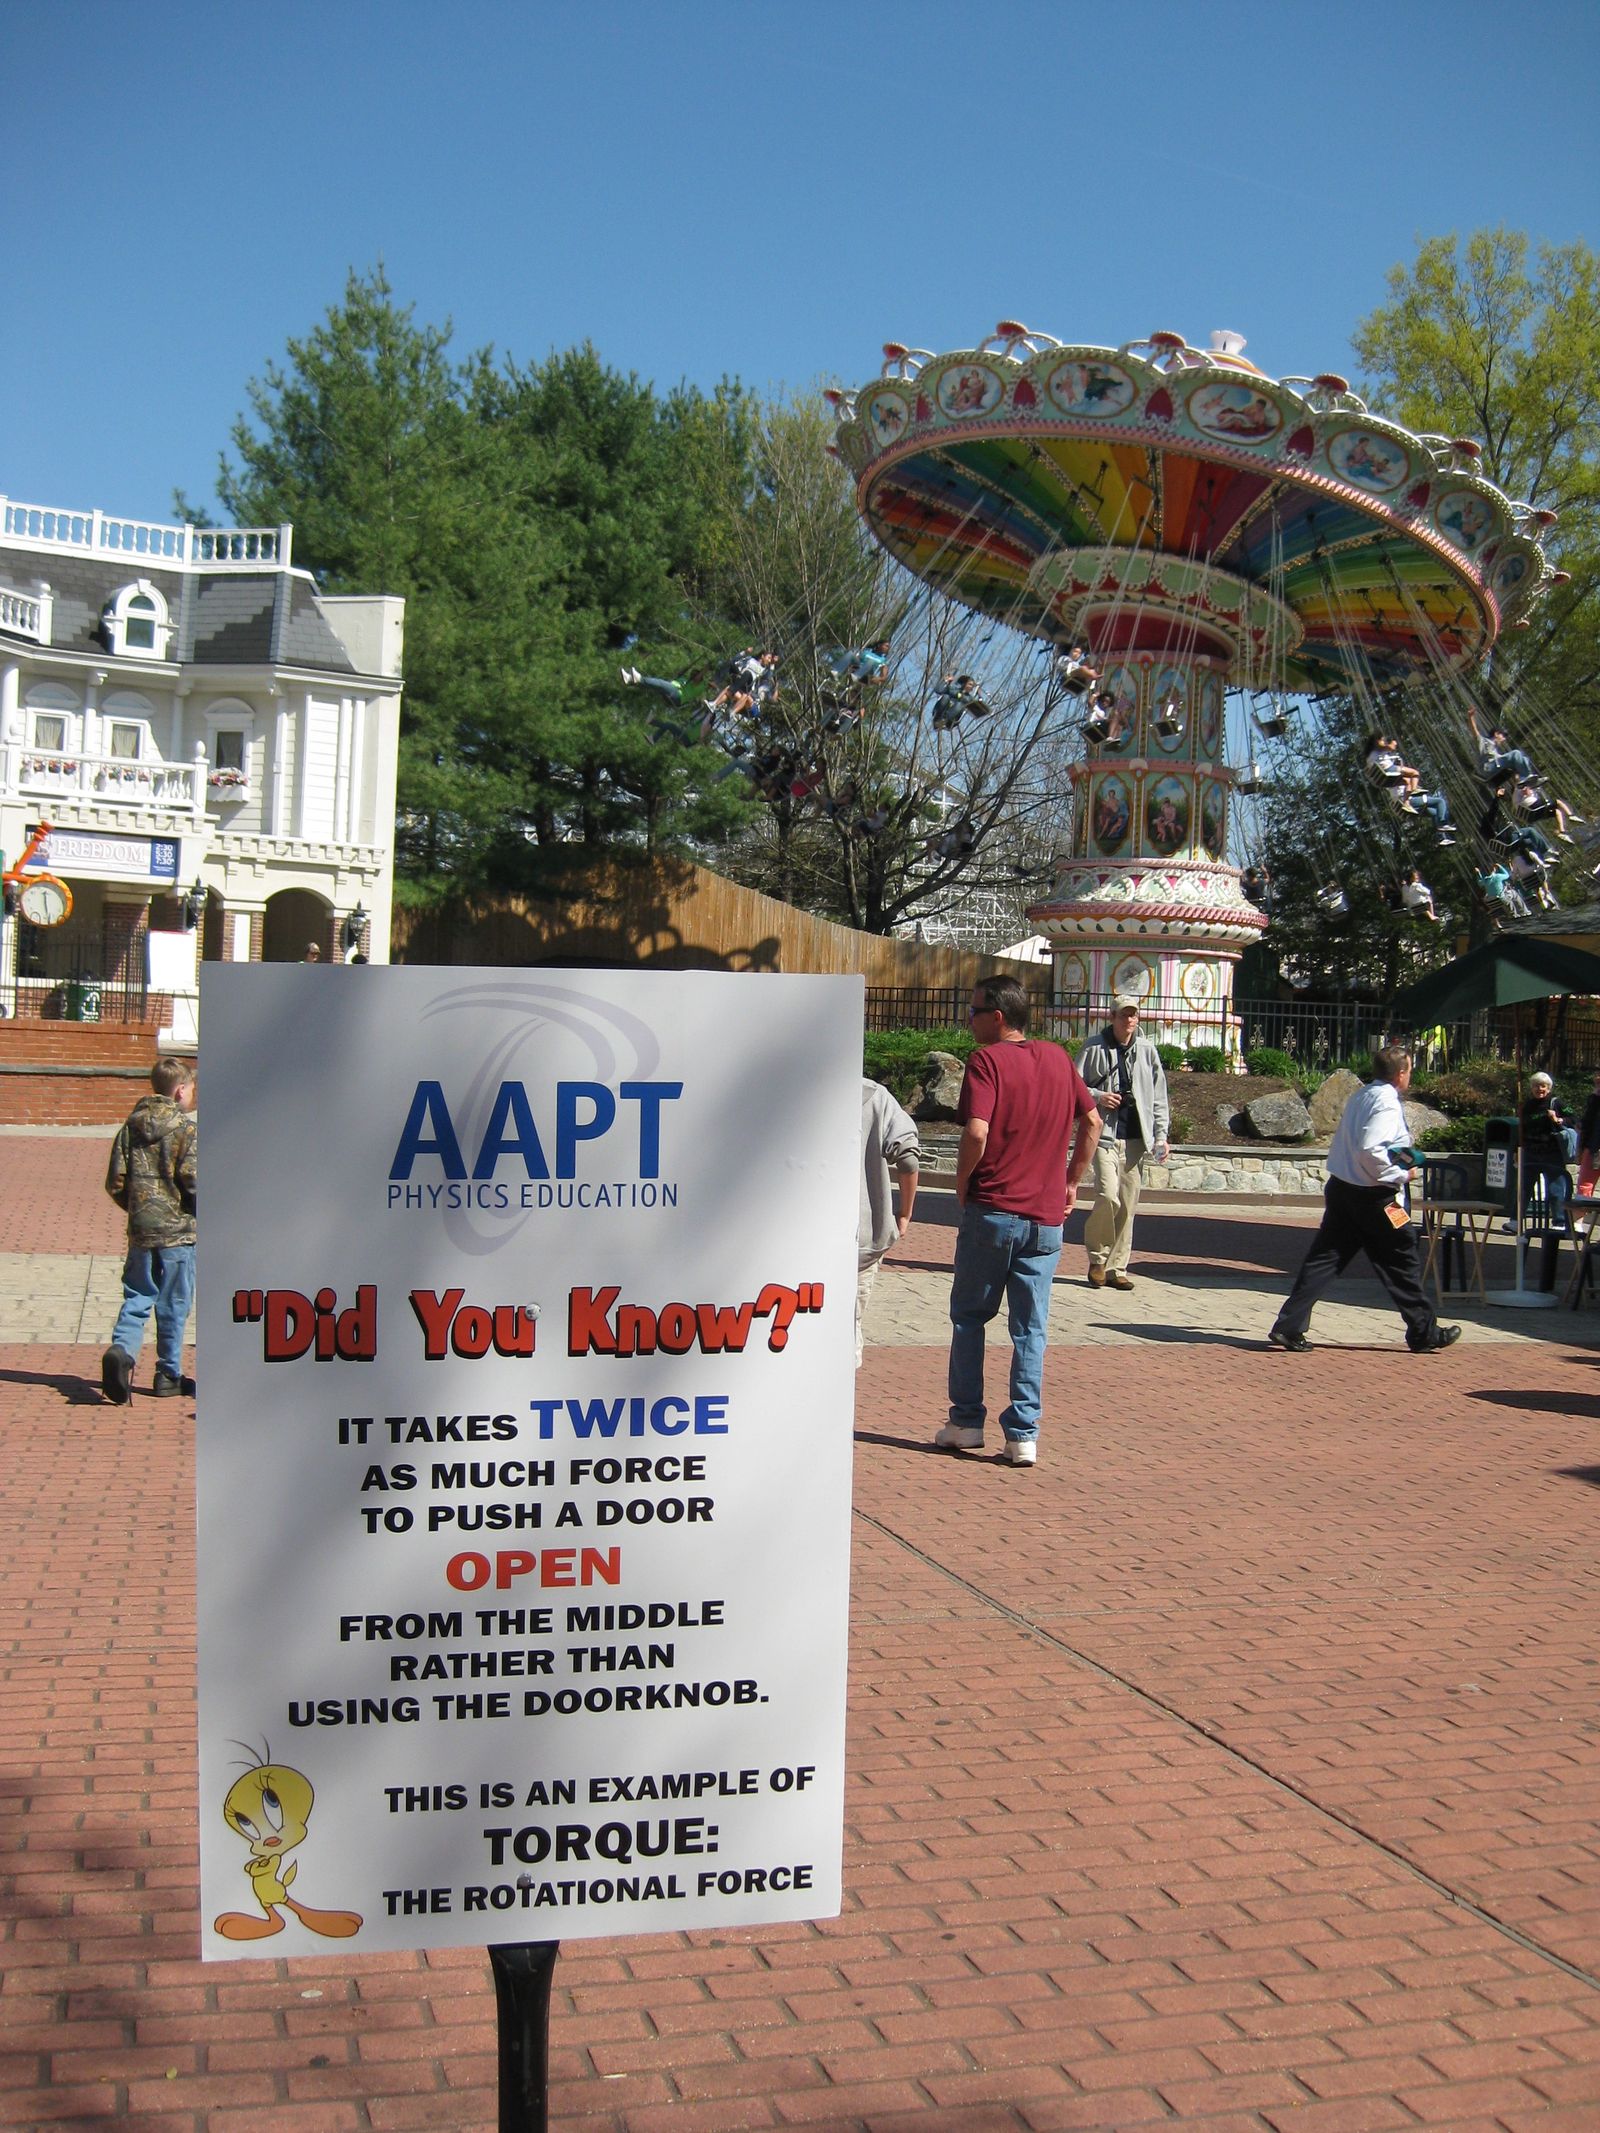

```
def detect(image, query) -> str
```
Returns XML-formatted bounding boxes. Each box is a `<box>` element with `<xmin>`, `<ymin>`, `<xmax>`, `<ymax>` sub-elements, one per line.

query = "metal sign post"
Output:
<box><xmin>489</xmin><ymin>1941</ymin><xmax>561</xmax><ymax>2133</ymax></box>
<box><xmin>1487</xmin><ymin>1144</ymin><xmax>1559</xmax><ymax>1309</ymax></box>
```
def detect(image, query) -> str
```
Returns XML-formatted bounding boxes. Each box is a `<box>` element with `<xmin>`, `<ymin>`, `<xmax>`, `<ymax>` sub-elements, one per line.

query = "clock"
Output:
<box><xmin>17</xmin><ymin>874</ymin><xmax>73</xmax><ymax>927</ymax></box>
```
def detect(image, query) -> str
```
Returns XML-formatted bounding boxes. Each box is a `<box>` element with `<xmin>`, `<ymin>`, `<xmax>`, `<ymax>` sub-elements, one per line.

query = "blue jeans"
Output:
<box><xmin>947</xmin><ymin>1205</ymin><xmax>1063</xmax><ymax>1442</ymax></box>
<box><xmin>111</xmin><ymin>1244</ymin><xmax>195</xmax><ymax>1380</ymax></box>
<box><xmin>1486</xmin><ymin>747</ymin><xmax>1535</xmax><ymax>782</ymax></box>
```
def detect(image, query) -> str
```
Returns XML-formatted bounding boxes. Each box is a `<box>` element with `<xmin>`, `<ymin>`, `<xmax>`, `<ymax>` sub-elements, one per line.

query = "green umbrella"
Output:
<box><xmin>1389</xmin><ymin>936</ymin><xmax>1600</xmax><ymax>1025</ymax></box>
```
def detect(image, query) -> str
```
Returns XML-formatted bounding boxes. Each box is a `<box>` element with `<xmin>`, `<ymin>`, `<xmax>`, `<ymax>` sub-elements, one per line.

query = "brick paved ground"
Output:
<box><xmin>4</xmin><ymin>1135</ymin><xmax>1600</xmax><ymax>2129</ymax></box>
<box><xmin>0</xmin><ymin>1128</ymin><xmax>125</xmax><ymax>1257</ymax></box>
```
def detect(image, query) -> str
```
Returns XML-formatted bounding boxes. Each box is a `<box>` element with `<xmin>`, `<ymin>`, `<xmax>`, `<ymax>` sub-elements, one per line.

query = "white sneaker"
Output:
<box><xmin>934</xmin><ymin>1425</ymin><xmax>984</xmax><ymax>1452</ymax></box>
<box><xmin>621</xmin><ymin>666</ymin><xmax>636</xmax><ymax>683</ymax></box>
<box><xmin>1005</xmin><ymin>1440</ymin><xmax>1037</xmax><ymax>1466</ymax></box>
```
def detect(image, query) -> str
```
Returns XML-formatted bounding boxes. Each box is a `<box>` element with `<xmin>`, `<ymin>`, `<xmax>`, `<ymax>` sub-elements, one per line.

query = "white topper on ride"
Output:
<box><xmin>197</xmin><ymin>966</ymin><xmax>861</xmax><ymax>1957</ymax></box>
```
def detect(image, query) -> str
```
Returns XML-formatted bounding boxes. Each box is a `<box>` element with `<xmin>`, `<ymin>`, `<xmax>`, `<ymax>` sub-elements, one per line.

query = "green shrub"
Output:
<box><xmin>1185</xmin><ymin>1044</ymin><xmax>1226</xmax><ymax>1074</ymax></box>
<box><xmin>864</xmin><ymin>1028</ymin><xmax>973</xmax><ymax>1077</ymax></box>
<box><xmin>1416</xmin><ymin>1115</ymin><xmax>1487</xmax><ymax>1153</ymax></box>
<box><xmin>863</xmin><ymin>1024</ymin><xmax>1078</xmax><ymax>1107</ymax></box>
<box><xmin>1425</xmin><ymin>1060</ymin><xmax>1520</xmax><ymax>1118</ymax></box>
<box><xmin>1168</xmin><ymin>1115</ymin><xmax>1194</xmax><ymax>1144</ymax></box>
<box><xmin>863</xmin><ymin>1030</ymin><xmax>962</xmax><ymax>1107</ymax></box>
<box><xmin>1155</xmin><ymin>1042</ymin><xmax>1185</xmax><ymax>1072</ymax></box>
<box><xmin>1244</xmin><ymin>1046</ymin><xmax>1298</xmax><ymax>1080</ymax></box>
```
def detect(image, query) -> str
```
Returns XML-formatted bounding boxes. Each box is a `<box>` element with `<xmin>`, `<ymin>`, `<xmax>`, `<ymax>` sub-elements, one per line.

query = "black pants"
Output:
<box><xmin>1274</xmin><ymin>1177</ymin><xmax>1437</xmax><ymax>1345</ymax></box>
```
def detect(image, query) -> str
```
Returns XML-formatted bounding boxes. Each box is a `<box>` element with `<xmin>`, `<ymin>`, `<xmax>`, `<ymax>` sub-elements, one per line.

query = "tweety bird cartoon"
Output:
<box><xmin>214</xmin><ymin>1747</ymin><xmax>363</xmax><ymax>1941</ymax></box>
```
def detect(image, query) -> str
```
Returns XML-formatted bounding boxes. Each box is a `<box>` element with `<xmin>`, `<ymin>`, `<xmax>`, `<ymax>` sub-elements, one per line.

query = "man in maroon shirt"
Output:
<box><xmin>936</xmin><ymin>977</ymin><xmax>1101</xmax><ymax>1466</ymax></box>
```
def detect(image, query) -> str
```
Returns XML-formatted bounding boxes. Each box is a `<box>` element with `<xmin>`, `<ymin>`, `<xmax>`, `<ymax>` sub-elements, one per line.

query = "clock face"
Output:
<box><xmin>18</xmin><ymin>875</ymin><xmax>73</xmax><ymax>926</ymax></box>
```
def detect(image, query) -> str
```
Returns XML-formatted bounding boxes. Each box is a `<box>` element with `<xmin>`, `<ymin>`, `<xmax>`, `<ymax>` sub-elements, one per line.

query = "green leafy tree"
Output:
<box><xmin>213</xmin><ymin>271</ymin><xmax>758</xmax><ymax>900</ymax></box>
<box><xmin>1355</xmin><ymin>228</ymin><xmax>1600</xmax><ymax>740</ymax></box>
<box><xmin>1255</xmin><ymin>230</ymin><xmax>1600</xmax><ymax>980</ymax></box>
<box><xmin>217</xmin><ymin>264</ymin><xmax>460</xmax><ymax>593</ymax></box>
<box><xmin>1251</xmin><ymin>698</ymin><xmax>1459</xmax><ymax>997</ymax></box>
<box><xmin>450</xmin><ymin>346</ymin><xmax>756</xmax><ymax>874</ymax></box>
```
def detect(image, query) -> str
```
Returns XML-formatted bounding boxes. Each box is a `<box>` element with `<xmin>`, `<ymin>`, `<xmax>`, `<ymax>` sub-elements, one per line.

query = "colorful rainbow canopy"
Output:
<box><xmin>832</xmin><ymin>334</ymin><xmax>1555</xmax><ymax>693</ymax></box>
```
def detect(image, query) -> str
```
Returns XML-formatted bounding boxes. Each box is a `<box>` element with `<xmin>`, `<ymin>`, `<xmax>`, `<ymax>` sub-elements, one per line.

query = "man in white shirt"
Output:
<box><xmin>1268</xmin><ymin>1044</ymin><xmax>1461</xmax><ymax>1354</ymax></box>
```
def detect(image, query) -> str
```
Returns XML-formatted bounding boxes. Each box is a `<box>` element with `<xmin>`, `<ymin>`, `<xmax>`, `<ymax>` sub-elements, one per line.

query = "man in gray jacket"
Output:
<box><xmin>857</xmin><ymin>1079</ymin><xmax>921</xmax><ymax>1366</ymax></box>
<box><xmin>1078</xmin><ymin>997</ymin><xmax>1169</xmax><ymax>1289</ymax></box>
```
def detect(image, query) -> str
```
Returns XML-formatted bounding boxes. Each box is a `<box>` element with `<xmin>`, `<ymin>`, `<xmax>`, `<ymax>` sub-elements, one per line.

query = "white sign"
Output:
<box><xmin>197</xmin><ymin>967</ymin><xmax>860</xmax><ymax>1957</ymax></box>
<box><xmin>26</xmin><ymin>827</ymin><xmax>181</xmax><ymax>882</ymax></box>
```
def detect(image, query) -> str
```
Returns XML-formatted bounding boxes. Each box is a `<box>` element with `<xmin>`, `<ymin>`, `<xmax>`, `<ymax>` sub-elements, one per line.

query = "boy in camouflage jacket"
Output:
<box><xmin>102</xmin><ymin>1057</ymin><xmax>197</xmax><ymax>1403</ymax></box>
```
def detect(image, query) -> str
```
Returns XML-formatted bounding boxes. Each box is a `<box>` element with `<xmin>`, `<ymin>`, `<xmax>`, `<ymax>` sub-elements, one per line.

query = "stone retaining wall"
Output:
<box><xmin>918</xmin><ymin>1127</ymin><xmax>1327</xmax><ymax>1197</ymax></box>
<box><xmin>1152</xmin><ymin>1144</ymin><xmax>1326</xmax><ymax>1195</ymax></box>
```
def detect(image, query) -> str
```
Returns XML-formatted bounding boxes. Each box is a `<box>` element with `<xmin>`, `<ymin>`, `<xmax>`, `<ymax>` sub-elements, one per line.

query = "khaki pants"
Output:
<box><xmin>855</xmin><ymin>1253</ymin><xmax>885</xmax><ymax>1368</ymax></box>
<box><xmin>1085</xmin><ymin>1136</ymin><xmax>1146</xmax><ymax>1273</ymax></box>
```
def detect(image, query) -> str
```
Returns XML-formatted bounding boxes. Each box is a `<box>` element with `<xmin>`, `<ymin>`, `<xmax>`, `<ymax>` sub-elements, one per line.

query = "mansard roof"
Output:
<box><xmin>0</xmin><ymin>524</ymin><xmax>357</xmax><ymax>674</ymax></box>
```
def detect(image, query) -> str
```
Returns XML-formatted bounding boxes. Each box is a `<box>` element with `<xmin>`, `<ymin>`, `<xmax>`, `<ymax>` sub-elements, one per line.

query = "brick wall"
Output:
<box><xmin>0</xmin><ymin>1074</ymin><xmax>150</xmax><ymax>1125</ymax></box>
<box><xmin>0</xmin><ymin>1020</ymin><xmax>180</xmax><ymax>1126</ymax></box>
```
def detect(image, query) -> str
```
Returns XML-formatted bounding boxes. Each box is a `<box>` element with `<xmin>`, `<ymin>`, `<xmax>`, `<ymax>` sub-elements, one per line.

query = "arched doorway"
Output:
<box><xmin>263</xmin><ymin>888</ymin><xmax>332</xmax><ymax>963</ymax></box>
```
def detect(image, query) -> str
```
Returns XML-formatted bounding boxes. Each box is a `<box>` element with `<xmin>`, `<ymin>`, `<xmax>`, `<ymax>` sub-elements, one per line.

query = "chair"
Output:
<box><xmin>1417</xmin><ymin>1154</ymin><xmax>1497</xmax><ymax>1304</ymax></box>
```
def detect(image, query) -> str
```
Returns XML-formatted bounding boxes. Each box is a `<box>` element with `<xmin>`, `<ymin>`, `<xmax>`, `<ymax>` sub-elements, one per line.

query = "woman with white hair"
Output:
<box><xmin>1521</xmin><ymin>1073</ymin><xmax>1577</xmax><ymax>1222</ymax></box>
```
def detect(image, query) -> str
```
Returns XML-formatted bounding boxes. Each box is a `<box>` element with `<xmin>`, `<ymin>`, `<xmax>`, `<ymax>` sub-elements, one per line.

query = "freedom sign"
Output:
<box><xmin>197</xmin><ymin>967</ymin><xmax>860</xmax><ymax>1957</ymax></box>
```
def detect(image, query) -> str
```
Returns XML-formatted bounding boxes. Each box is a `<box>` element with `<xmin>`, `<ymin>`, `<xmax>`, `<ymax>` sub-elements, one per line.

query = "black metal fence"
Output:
<box><xmin>862</xmin><ymin>983</ymin><xmax>1600</xmax><ymax>1073</ymax></box>
<box><xmin>2</xmin><ymin>970</ymin><xmax>152</xmax><ymax>1023</ymax></box>
<box><xmin>863</xmin><ymin>982</ymin><xmax>1052</xmax><ymax>1034</ymax></box>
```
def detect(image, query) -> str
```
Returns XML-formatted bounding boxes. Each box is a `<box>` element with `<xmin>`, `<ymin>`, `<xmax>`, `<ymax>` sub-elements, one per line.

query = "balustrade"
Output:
<box><xmin>3</xmin><ymin>743</ymin><xmax>201</xmax><ymax>813</ymax></box>
<box><xmin>1</xmin><ymin>496</ymin><xmax>289</xmax><ymax>570</ymax></box>
<box><xmin>0</xmin><ymin>585</ymin><xmax>50</xmax><ymax>641</ymax></box>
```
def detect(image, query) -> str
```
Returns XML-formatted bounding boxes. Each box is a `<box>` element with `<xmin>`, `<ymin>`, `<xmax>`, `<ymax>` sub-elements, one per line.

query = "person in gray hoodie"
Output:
<box><xmin>857</xmin><ymin>1079</ymin><xmax>920</xmax><ymax>1367</ymax></box>
<box><xmin>102</xmin><ymin>1056</ymin><xmax>197</xmax><ymax>1403</ymax></box>
<box><xmin>1078</xmin><ymin>997</ymin><xmax>1169</xmax><ymax>1289</ymax></box>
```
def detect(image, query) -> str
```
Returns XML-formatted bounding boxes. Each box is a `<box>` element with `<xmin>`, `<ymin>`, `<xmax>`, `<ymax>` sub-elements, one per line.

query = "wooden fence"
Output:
<box><xmin>391</xmin><ymin>854</ymin><xmax>1041</xmax><ymax>993</ymax></box>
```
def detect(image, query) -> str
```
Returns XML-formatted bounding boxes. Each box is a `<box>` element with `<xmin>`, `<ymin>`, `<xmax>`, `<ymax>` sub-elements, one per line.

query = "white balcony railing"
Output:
<box><xmin>0</xmin><ymin>584</ymin><xmax>52</xmax><ymax>642</ymax></box>
<box><xmin>3</xmin><ymin>744</ymin><xmax>202</xmax><ymax>814</ymax></box>
<box><xmin>0</xmin><ymin>496</ymin><xmax>291</xmax><ymax>572</ymax></box>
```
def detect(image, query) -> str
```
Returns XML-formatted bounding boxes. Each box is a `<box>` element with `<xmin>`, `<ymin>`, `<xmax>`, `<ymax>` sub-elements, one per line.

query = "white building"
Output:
<box><xmin>0</xmin><ymin>496</ymin><xmax>402</xmax><ymax>1031</ymax></box>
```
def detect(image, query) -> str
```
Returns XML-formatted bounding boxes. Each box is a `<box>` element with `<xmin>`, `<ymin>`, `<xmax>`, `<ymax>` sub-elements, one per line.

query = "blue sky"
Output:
<box><xmin>6</xmin><ymin>0</ymin><xmax>1598</xmax><ymax>532</ymax></box>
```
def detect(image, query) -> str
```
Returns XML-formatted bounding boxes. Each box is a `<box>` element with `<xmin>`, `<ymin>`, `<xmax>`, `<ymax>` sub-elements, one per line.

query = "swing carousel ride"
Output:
<box><xmin>829</xmin><ymin>323</ymin><xmax>1567</xmax><ymax>1047</ymax></box>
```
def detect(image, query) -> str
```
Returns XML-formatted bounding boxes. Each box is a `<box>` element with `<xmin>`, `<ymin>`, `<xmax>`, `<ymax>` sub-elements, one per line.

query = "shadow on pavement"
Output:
<box><xmin>855</xmin><ymin>1428</ymin><xmax>966</xmax><ymax>1458</ymax></box>
<box><xmin>854</xmin><ymin>1428</ymin><xmax>1037</xmax><ymax>1467</ymax></box>
<box><xmin>0</xmin><ymin>1362</ymin><xmax>105</xmax><ymax>1406</ymax></box>
<box><xmin>1134</xmin><ymin>1260</ymin><xmax>1303</xmax><ymax>1284</ymax></box>
<box><xmin>1475</xmin><ymin>1388</ymin><xmax>1600</xmax><ymax>1419</ymax></box>
<box><xmin>1099</xmin><ymin>1324</ymin><xmax>1272</xmax><ymax>1348</ymax></box>
<box><xmin>1552</xmin><ymin>1465</ymin><xmax>1600</xmax><ymax>1487</ymax></box>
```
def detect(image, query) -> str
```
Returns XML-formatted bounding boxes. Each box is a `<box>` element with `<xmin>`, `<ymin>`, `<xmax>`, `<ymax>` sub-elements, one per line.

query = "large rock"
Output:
<box><xmin>1308</xmin><ymin>1069</ymin><xmax>1362</xmax><ymax>1138</ymax></box>
<box><xmin>1217</xmin><ymin>1103</ymin><xmax>1250</xmax><ymax>1137</ymax></box>
<box><xmin>1245</xmin><ymin>1091</ymin><xmax>1314</xmax><ymax>1142</ymax></box>
<box><xmin>915</xmin><ymin>1051</ymin><xmax>967</xmax><ymax>1121</ymax></box>
<box><xmin>1401</xmin><ymin>1099</ymin><xmax>1449</xmax><ymax>1144</ymax></box>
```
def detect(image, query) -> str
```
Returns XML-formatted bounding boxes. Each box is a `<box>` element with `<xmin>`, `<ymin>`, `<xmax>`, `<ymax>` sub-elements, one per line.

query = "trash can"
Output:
<box><xmin>77</xmin><ymin>982</ymin><xmax>101</xmax><ymax>1023</ymax></box>
<box><xmin>1482</xmin><ymin>1116</ymin><xmax>1521</xmax><ymax>1219</ymax></box>
<box><xmin>60</xmin><ymin>979</ymin><xmax>87</xmax><ymax>1022</ymax></box>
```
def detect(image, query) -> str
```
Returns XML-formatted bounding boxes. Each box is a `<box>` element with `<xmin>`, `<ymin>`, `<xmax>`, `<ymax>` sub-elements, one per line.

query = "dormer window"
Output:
<box><xmin>104</xmin><ymin>579</ymin><xmax>173</xmax><ymax>659</ymax></box>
